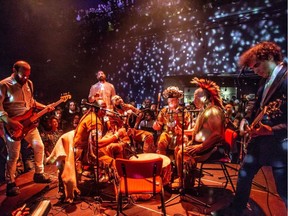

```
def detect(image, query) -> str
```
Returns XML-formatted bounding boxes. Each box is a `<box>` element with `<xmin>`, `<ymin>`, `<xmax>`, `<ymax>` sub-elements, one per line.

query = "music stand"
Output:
<box><xmin>158</xmin><ymin>108</ymin><xmax>211</xmax><ymax>210</ymax></box>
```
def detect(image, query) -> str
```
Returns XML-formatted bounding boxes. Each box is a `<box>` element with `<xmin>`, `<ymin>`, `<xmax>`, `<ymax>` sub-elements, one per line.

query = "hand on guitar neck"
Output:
<box><xmin>246</xmin><ymin>99</ymin><xmax>282</xmax><ymax>140</ymax></box>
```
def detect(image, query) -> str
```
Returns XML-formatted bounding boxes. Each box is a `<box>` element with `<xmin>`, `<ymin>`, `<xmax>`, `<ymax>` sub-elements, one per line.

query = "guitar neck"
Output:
<box><xmin>30</xmin><ymin>99</ymin><xmax>63</xmax><ymax>122</ymax></box>
<box><xmin>251</xmin><ymin>106</ymin><xmax>267</xmax><ymax>129</ymax></box>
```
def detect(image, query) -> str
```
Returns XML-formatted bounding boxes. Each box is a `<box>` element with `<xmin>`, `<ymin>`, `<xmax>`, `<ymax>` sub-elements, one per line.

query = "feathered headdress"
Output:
<box><xmin>162</xmin><ymin>86</ymin><xmax>183</xmax><ymax>99</ymax></box>
<box><xmin>191</xmin><ymin>77</ymin><xmax>223</xmax><ymax>109</ymax></box>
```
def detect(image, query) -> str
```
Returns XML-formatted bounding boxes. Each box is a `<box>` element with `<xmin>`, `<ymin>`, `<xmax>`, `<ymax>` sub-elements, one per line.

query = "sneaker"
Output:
<box><xmin>33</xmin><ymin>173</ymin><xmax>52</xmax><ymax>183</ymax></box>
<box><xmin>6</xmin><ymin>182</ymin><xmax>20</xmax><ymax>196</ymax></box>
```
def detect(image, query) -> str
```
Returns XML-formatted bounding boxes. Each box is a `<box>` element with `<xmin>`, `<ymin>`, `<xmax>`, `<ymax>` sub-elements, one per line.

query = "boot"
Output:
<box><xmin>6</xmin><ymin>182</ymin><xmax>20</xmax><ymax>196</ymax></box>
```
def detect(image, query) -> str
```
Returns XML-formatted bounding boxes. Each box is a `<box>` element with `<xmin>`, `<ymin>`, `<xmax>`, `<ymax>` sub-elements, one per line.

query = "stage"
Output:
<box><xmin>0</xmin><ymin>163</ymin><xmax>286</xmax><ymax>216</ymax></box>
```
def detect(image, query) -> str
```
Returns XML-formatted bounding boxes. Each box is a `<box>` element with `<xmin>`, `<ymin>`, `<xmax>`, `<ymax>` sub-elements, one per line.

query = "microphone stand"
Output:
<box><xmin>89</xmin><ymin>106</ymin><xmax>117</xmax><ymax>204</ymax></box>
<box><xmin>158</xmin><ymin>108</ymin><xmax>210</xmax><ymax>209</ymax></box>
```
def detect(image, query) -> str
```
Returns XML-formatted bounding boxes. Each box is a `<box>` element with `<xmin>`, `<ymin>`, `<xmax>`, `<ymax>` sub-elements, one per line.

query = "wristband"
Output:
<box><xmin>114</xmin><ymin>132</ymin><xmax>119</xmax><ymax>140</ymax></box>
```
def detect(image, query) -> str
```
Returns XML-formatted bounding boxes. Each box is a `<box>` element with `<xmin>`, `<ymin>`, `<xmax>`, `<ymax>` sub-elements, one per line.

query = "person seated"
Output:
<box><xmin>73</xmin><ymin>99</ymin><xmax>127</xmax><ymax>182</ymax></box>
<box><xmin>139</xmin><ymin>110</ymin><xmax>158</xmax><ymax>143</ymax></box>
<box><xmin>47</xmin><ymin>99</ymin><xmax>127</xmax><ymax>202</ymax></box>
<box><xmin>153</xmin><ymin>86</ymin><xmax>190</xmax><ymax>156</ymax></box>
<box><xmin>108</xmin><ymin>95</ymin><xmax>156</xmax><ymax>154</ymax></box>
<box><xmin>175</xmin><ymin>78</ymin><xmax>226</xmax><ymax>187</ymax></box>
<box><xmin>41</xmin><ymin>115</ymin><xmax>64</xmax><ymax>158</ymax></box>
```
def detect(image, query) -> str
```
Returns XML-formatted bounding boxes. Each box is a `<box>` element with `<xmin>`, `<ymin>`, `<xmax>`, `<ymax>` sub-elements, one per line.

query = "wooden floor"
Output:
<box><xmin>0</xmin><ymin>163</ymin><xmax>286</xmax><ymax>216</ymax></box>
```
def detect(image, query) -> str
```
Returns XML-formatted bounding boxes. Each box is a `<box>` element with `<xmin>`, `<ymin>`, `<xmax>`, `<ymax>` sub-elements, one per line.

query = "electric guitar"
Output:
<box><xmin>5</xmin><ymin>93</ymin><xmax>71</xmax><ymax>141</ymax></box>
<box><xmin>246</xmin><ymin>99</ymin><xmax>282</xmax><ymax>144</ymax></box>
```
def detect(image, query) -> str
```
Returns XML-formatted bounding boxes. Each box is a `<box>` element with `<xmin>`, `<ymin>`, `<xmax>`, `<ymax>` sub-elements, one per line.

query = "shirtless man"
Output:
<box><xmin>175</xmin><ymin>78</ymin><xmax>225</xmax><ymax>186</ymax></box>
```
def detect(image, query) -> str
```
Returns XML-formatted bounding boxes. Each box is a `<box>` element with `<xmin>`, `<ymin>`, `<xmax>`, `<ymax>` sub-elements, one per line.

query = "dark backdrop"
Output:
<box><xmin>0</xmin><ymin>0</ymin><xmax>286</xmax><ymax>105</ymax></box>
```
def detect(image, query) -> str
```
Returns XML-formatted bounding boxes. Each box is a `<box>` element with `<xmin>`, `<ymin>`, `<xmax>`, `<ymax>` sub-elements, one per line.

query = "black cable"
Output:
<box><xmin>260</xmin><ymin>167</ymin><xmax>272</xmax><ymax>216</ymax></box>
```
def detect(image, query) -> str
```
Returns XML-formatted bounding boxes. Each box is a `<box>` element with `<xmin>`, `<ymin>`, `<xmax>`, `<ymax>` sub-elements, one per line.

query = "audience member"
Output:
<box><xmin>41</xmin><ymin>115</ymin><xmax>64</xmax><ymax>157</ymax></box>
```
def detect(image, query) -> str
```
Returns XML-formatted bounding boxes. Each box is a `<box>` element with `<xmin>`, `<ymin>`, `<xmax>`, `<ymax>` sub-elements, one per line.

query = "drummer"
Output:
<box><xmin>74</xmin><ymin>99</ymin><xmax>127</xmax><ymax>181</ymax></box>
<box><xmin>175</xmin><ymin>78</ymin><xmax>226</xmax><ymax>187</ymax></box>
<box><xmin>108</xmin><ymin>95</ymin><xmax>156</xmax><ymax>154</ymax></box>
<box><xmin>153</xmin><ymin>86</ymin><xmax>190</xmax><ymax>156</ymax></box>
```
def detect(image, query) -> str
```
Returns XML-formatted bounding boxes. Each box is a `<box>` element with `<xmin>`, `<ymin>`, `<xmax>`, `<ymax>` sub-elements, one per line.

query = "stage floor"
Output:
<box><xmin>0</xmin><ymin>163</ymin><xmax>286</xmax><ymax>216</ymax></box>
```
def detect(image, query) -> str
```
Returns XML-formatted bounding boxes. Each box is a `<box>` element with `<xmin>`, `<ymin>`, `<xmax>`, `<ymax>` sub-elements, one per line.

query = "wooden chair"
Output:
<box><xmin>197</xmin><ymin>128</ymin><xmax>237</xmax><ymax>193</ymax></box>
<box><xmin>115</xmin><ymin>157</ymin><xmax>166</xmax><ymax>215</ymax></box>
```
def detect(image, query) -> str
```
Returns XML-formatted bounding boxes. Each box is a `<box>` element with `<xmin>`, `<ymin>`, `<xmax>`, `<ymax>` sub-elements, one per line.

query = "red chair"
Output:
<box><xmin>197</xmin><ymin>129</ymin><xmax>237</xmax><ymax>193</ymax></box>
<box><xmin>115</xmin><ymin>157</ymin><xmax>166</xmax><ymax>215</ymax></box>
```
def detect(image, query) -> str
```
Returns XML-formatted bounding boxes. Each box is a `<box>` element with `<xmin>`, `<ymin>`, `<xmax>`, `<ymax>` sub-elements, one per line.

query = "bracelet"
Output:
<box><xmin>114</xmin><ymin>132</ymin><xmax>119</xmax><ymax>140</ymax></box>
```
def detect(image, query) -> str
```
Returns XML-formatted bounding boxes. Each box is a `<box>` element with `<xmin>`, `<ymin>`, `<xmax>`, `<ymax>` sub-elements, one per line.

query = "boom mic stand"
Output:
<box><xmin>158</xmin><ymin>108</ymin><xmax>210</xmax><ymax>209</ymax></box>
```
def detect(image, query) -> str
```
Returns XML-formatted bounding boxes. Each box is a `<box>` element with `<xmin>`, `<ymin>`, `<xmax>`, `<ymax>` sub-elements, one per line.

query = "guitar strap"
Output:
<box><xmin>27</xmin><ymin>79</ymin><xmax>37</xmax><ymax>111</ymax></box>
<box><xmin>27</xmin><ymin>80</ymin><xmax>34</xmax><ymax>95</ymax></box>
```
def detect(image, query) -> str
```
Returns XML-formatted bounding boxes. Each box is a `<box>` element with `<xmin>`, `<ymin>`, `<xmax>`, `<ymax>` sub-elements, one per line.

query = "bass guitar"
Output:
<box><xmin>5</xmin><ymin>93</ymin><xmax>71</xmax><ymax>141</ymax></box>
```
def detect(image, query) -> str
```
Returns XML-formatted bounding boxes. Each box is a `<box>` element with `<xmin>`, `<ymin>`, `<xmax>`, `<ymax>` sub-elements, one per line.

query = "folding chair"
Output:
<box><xmin>197</xmin><ymin>129</ymin><xmax>237</xmax><ymax>193</ymax></box>
<box><xmin>115</xmin><ymin>157</ymin><xmax>166</xmax><ymax>215</ymax></box>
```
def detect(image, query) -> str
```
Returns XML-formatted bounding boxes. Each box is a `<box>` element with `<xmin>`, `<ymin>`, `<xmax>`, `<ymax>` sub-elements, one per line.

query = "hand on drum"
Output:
<box><xmin>117</xmin><ymin>128</ymin><xmax>127</xmax><ymax>138</ymax></box>
<box><xmin>174</xmin><ymin>125</ymin><xmax>182</xmax><ymax>135</ymax></box>
<box><xmin>186</xmin><ymin>144</ymin><xmax>203</xmax><ymax>155</ymax></box>
<box><xmin>126</xmin><ymin>128</ymin><xmax>135</xmax><ymax>138</ymax></box>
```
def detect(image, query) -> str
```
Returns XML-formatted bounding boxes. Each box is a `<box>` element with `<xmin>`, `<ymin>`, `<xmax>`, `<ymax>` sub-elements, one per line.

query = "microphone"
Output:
<box><xmin>237</xmin><ymin>66</ymin><xmax>246</xmax><ymax>78</ymax></box>
<box><xmin>124</xmin><ymin>146</ymin><xmax>138</xmax><ymax>158</ymax></box>
<box><xmin>81</xmin><ymin>101</ymin><xmax>101</xmax><ymax>109</ymax></box>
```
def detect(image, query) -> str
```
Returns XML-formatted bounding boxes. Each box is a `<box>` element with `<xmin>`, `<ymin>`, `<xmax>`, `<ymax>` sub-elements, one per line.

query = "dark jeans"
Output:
<box><xmin>233</xmin><ymin>146</ymin><xmax>287</xmax><ymax>210</ymax></box>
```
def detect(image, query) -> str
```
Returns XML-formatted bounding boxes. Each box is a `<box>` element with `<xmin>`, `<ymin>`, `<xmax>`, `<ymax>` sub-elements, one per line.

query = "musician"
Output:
<box><xmin>109</xmin><ymin>95</ymin><xmax>156</xmax><ymax>153</ymax></box>
<box><xmin>215</xmin><ymin>41</ymin><xmax>287</xmax><ymax>215</ymax></box>
<box><xmin>88</xmin><ymin>70</ymin><xmax>116</xmax><ymax>110</ymax></box>
<box><xmin>153</xmin><ymin>86</ymin><xmax>190</xmax><ymax>155</ymax></box>
<box><xmin>74</xmin><ymin>99</ymin><xmax>127</xmax><ymax>181</ymax></box>
<box><xmin>175</xmin><ymin>78</ymin><xmax>225</xmax><ymax>187</ymax></box>
<box><xmin>0</xmin><ymin>61</ymin><xmax>53</xmax><ymax>196</ymax></box>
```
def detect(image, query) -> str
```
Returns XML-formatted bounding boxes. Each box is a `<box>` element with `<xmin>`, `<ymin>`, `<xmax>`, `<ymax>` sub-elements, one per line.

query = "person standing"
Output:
<box><xmin>88</xmin><ymin>70</ymin><xmax>116</xmax><ymax>110</ymax></box>
<box><xmin>0</xmin><ymin>60</ymin><xmax>54</xmax><ymax>196</ymax></box>
<box><xmin>215</xmin><ymin>41</ymin><xmax>287</xmax><ymax>215</ymax></box>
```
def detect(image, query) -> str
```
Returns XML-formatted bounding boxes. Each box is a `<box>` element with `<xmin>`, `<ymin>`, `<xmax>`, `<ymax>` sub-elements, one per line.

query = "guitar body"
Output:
<box><xmin>5</xmin><ymin>109</ymin><xmax>38</xmax><ymax>141</ymax></box>
<box><xmin>246</xmin><ymin>99</ymin><xmax>282</xmax><ymax>147</ymax></box>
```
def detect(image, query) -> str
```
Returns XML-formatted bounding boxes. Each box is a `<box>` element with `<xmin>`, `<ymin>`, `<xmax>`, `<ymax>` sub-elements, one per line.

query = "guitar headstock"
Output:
<box><xmin>266</xmin><ymin>99</ymin><xmax>282</xmax><ymax>117</ymax></box>
<box><xmin>60</xmin><ymin>93</ymin><xmax>72</xmax><ymax>102</ymax></box>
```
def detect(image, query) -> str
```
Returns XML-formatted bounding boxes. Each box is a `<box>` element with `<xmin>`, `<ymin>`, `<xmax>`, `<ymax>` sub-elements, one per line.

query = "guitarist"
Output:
<box><xmin>0</xmin><ymin>60</ymin><xmax>54</xmax><ymax>196</ymax></box>
<box><xmin>215</xmin><ymin>42</ymin><xmax>287</xmax><ymax>215</ymax></box>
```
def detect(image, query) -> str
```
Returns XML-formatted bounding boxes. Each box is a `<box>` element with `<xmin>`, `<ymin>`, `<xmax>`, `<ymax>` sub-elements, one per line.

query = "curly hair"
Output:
<box><xmin>238</xmin><ymin>41</ymin><xmax>283</xmax><ymax>67</ymax></box>
<box><xmin>191</xmin><ymin>77</ymin><xmax>224</xmax><ymax>109</ymax></box>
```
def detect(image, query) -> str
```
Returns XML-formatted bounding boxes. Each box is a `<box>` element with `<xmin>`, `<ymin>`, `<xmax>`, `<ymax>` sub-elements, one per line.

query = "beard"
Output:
<box><xmin>15</xmin><ymin>75</ymin><xmax>27</xmax><ymax>85</ymax></box>
<box><xmin>98</xmin><ymin>76</ymin><xmax>105</xmax><ymax>81</ymax></box>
